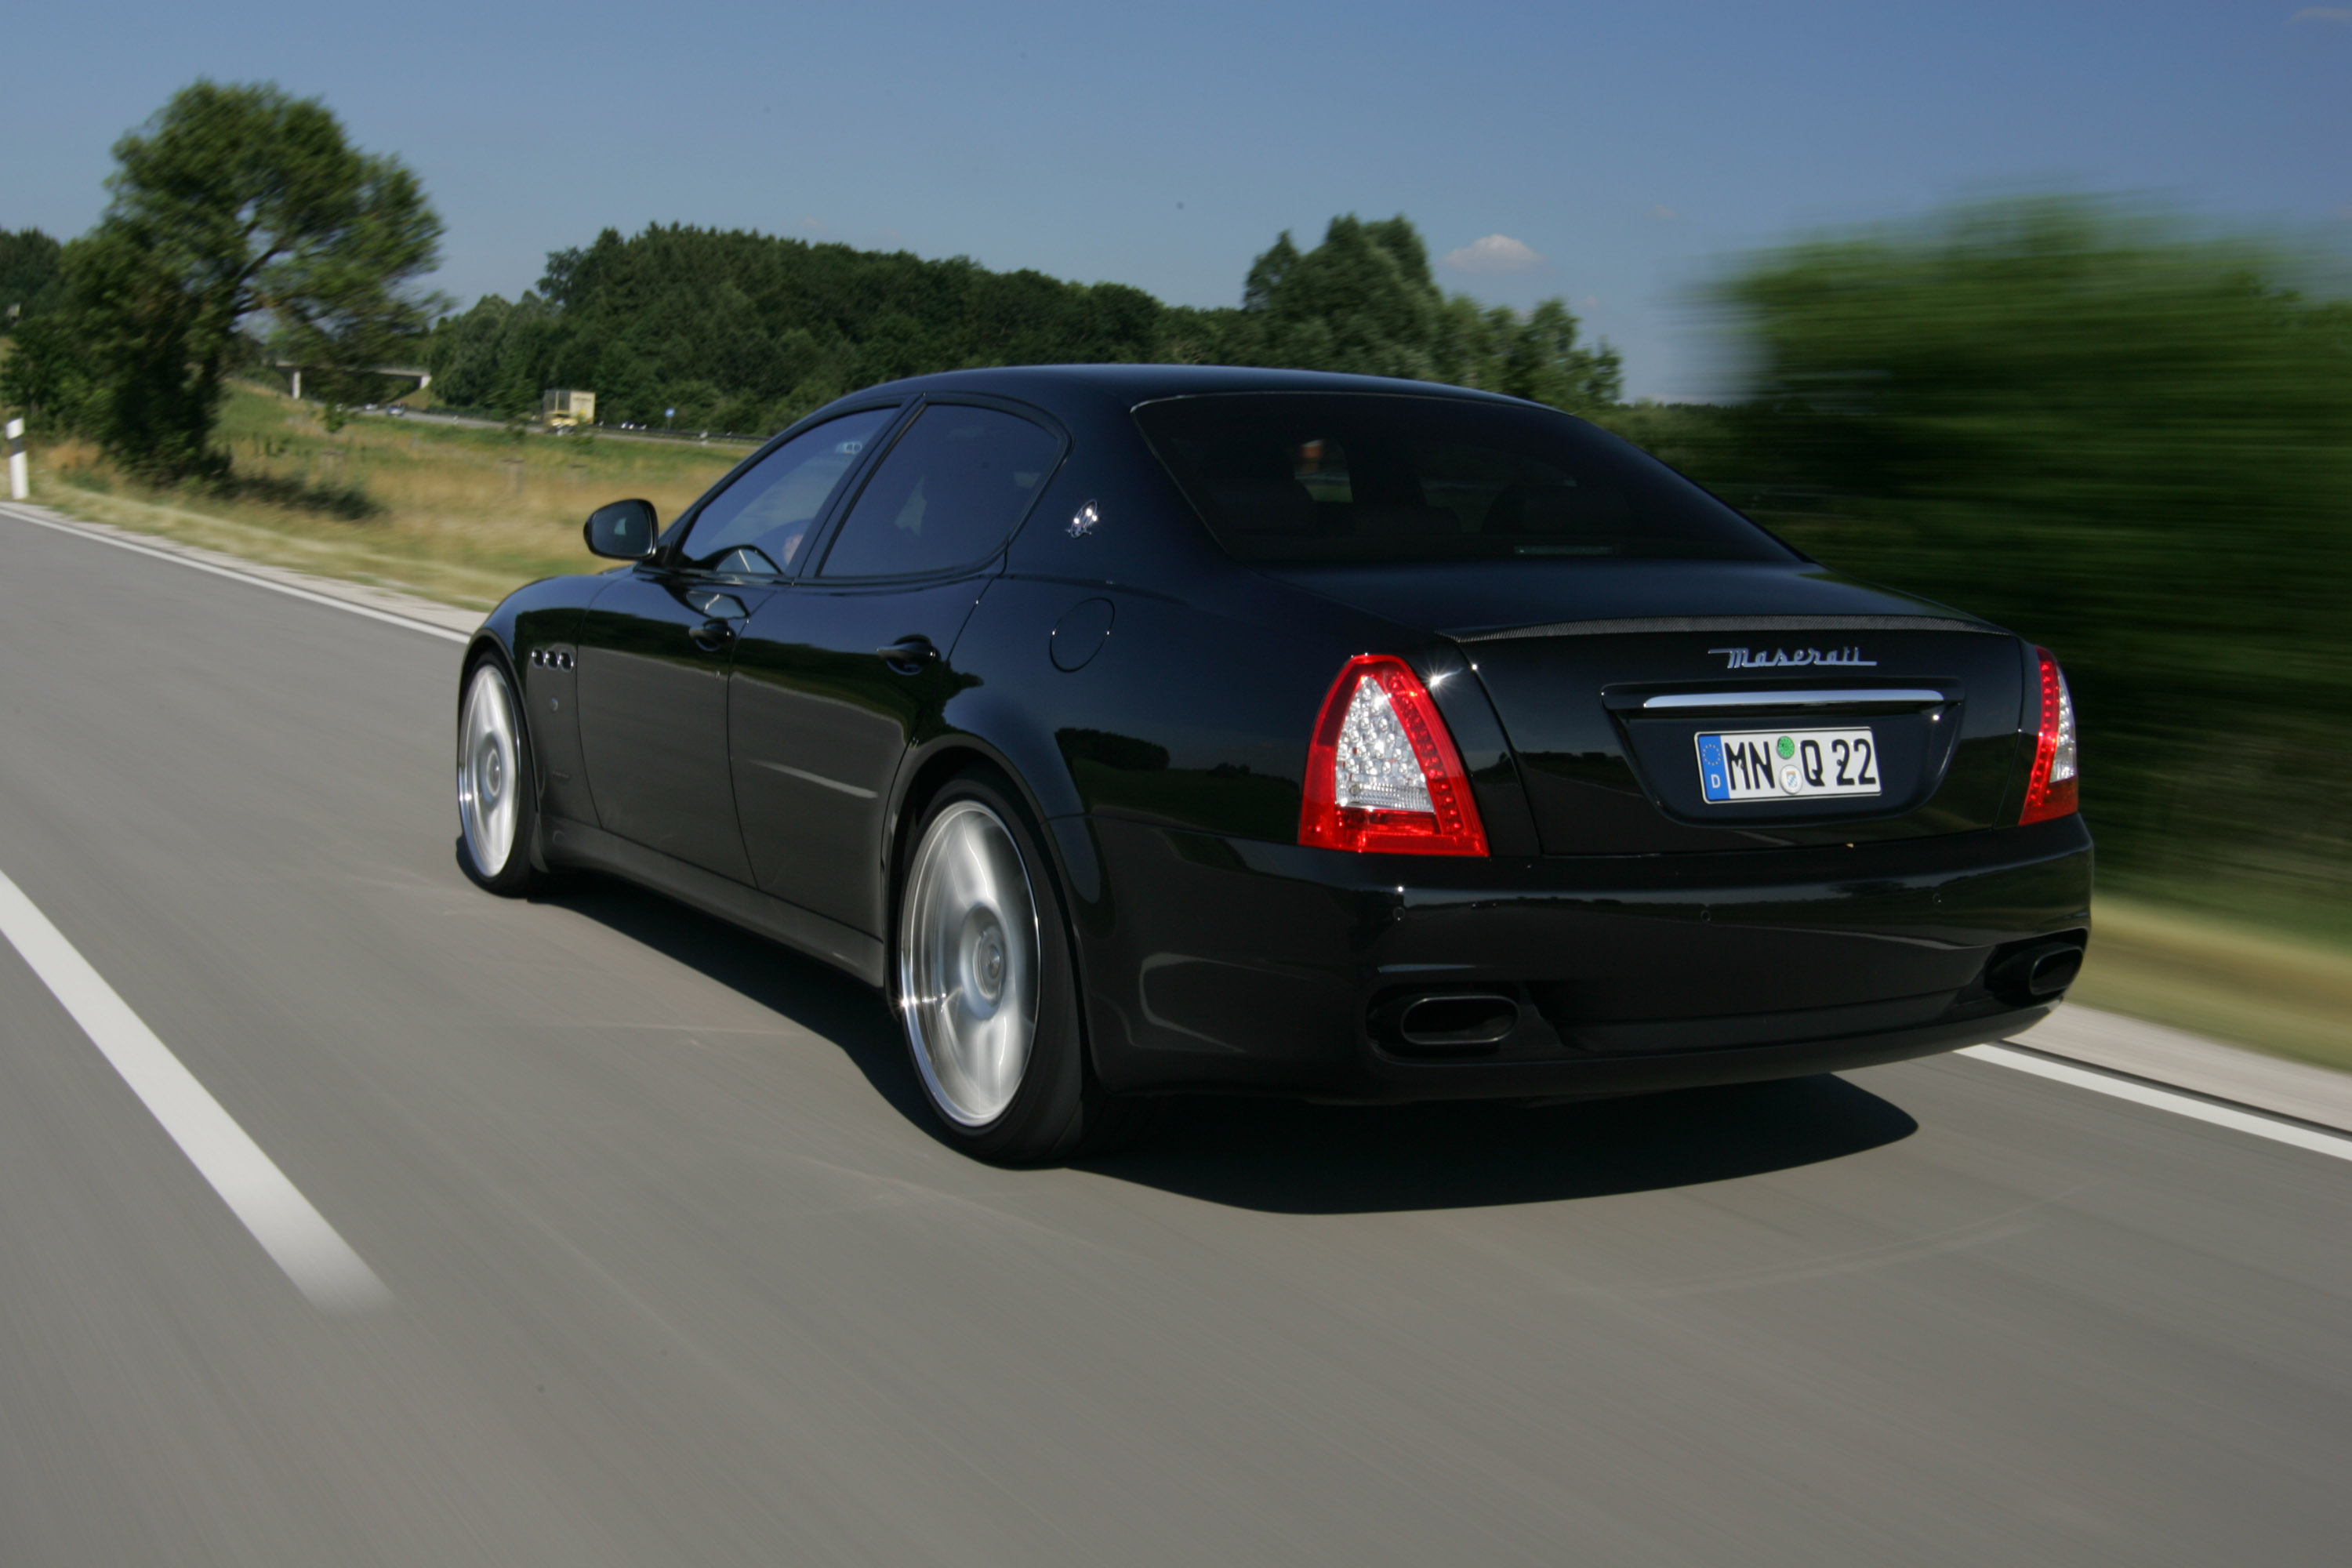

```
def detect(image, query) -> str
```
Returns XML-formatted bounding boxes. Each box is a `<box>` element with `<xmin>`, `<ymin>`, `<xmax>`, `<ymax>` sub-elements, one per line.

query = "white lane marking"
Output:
<box><xmin>1962</xmin><ymin>1044</ymin><xmax>2352</xmax><ymax>1165</ymax></box>
<box><xmin>0</xmin><ymin>869</ymin><xmax>391</xmax><ymax>1312</ymax></box>
<box><xmin>0</xmin><ymin>503</ymin><xmax>470</xmax><ymax>644</ymax></box>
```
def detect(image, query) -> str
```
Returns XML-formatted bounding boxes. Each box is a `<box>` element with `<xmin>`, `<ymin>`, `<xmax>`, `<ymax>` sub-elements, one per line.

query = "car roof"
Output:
<box><xmin>846</xmin><ymin>363</ymin><xmax>1541</xmax><ymax>416</ymax></box>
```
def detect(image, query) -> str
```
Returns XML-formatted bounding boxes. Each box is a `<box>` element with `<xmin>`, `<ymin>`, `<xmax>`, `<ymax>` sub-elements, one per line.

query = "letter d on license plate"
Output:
<box><xmin>1697</xmin><ymin>728</ymin><xmax>1881</xmax><ymax>802</ymax></box>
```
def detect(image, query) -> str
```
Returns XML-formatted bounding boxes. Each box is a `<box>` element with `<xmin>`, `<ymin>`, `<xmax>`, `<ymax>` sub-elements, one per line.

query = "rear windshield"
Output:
<box><xmin>1134</xmin><ymin>392</ymin><xmax>1793</xmax><ymax>564</ymax></box>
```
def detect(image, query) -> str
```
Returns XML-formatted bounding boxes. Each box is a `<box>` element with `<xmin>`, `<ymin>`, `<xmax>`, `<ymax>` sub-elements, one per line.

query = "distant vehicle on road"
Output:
<box><xmin>541</xmin><ymin>388</ymin><xmax>597</xmax><ymax>430</ymax></box>
<box><xmin>454</xmin><ymin>366</ymin><xmax>2091</xmax><ymax>1162</ymax></box>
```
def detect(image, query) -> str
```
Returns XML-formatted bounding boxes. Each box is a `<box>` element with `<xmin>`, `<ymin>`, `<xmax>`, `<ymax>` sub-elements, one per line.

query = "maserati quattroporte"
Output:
<box><xmin>455</xmin><ymin>366</ymin><xmax>2091</xmax><ymax>1161</ymax></box>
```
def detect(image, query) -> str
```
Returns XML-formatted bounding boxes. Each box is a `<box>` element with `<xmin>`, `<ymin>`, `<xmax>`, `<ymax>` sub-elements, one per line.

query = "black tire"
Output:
<box><xmin>893</xmin><ymin>768</ymin><xmax>1123</xmax><ymax>1163</ymax></box>
<box><xmin>455</xmin><ymin>653</ymin><xmax>542</xmax><ymax>896</ymax></box>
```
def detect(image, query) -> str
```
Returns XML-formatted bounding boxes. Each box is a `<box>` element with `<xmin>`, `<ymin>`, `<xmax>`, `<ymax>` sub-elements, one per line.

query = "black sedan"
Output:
<box><xmin>455</xmin><ymin>365</ymin><xmax>2091</xmax><ymax>1162</ymax></box>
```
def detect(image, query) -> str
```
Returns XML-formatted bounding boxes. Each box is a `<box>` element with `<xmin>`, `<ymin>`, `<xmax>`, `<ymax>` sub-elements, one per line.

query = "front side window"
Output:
<box><xmin>1135</xmin><ymin>393</ymin><xmax>1795</xmax><ymax>564</ymax></box>
<box><xmin>678</xmin><ymin>406</ymin><xmax>898</xmax><ymax>575</ymax></box>
<box><xmin>818</xmin><ymin>405</ymin><xmax>1061</xmax><ymax>579</ymax></box>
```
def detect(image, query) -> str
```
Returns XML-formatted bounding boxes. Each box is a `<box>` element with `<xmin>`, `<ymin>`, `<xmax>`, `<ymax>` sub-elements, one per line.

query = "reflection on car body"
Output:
<box><xmin>454</xmin><ymin>365</ymin><xmax>2091</xmax><ymax>1163</ymax></box>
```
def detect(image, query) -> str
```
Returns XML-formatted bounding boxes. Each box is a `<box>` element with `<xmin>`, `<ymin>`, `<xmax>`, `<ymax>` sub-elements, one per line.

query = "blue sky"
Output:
<box><xmin>8</xmin><ymin>2</ymin><xmax>2347</xmax><ymax>397</ymax></box>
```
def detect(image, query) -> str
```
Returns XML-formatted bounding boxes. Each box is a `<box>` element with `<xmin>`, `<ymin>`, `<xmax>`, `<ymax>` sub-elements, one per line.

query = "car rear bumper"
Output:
<box><xmin>1061</xmin><ymin>811</ymin><xmax>2092</xmax><ymax>1102</ymax></box>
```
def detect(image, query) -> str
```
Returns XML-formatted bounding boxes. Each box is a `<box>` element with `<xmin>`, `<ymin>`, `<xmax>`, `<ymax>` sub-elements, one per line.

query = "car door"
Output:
<box><xmin>572</xmin><ymin>405</ymin><xmax>900</xmax><ymax>882</ymax></box>
<box><xmin>731</xmin><ymin>397</ymin><xmax>1067</xmax><ymax>937</ymax></box>
<box><xmin>573</xmin><ymin>574</ymin><xmax>768</xmax><ymax>879</ymax></box>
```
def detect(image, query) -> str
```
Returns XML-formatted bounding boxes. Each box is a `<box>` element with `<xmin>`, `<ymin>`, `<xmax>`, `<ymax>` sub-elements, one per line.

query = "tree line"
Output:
<box><xmin>0</xmin><ymin>85</ymin><xmax>1621</xmax><ymax>454</ymax></box>
<box><xmin>419</xmin><ymin>213</ymin><xmax>1621</xmax><ymax>434</ymax></box>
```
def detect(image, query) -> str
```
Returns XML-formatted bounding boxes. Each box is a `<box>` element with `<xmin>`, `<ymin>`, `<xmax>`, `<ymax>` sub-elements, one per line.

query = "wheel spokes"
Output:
<box><xmin>900</xmin><ymin>801</ymin><xmax>1039</xmax><ymax>1127</ymax></box>
<box><xmin>458</xmin><ymin>667</ymin><xmax>519</xmax><ymax>874</ymax></box>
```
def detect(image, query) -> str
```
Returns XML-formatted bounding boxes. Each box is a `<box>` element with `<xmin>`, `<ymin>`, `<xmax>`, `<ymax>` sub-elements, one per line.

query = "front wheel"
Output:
<box><xmin>456</xmin><ymin>656</ymin><xmax>540</xmax><ymax>895</ymax></box>
<box><xmin>895</xmin><ymin>771</ymin><xmax>1120</xmax><ymax>1163</ymax></box>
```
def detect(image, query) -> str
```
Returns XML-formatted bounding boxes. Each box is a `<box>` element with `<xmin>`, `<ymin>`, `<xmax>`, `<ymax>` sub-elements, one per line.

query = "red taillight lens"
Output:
<box><xmin>1299</xmin><ymin>655</ymin><xmax>1489</xmax><ymax>856</ymax></box>
<box><xmin>2020</xmin><ymin>647</ymin><xmax>2079</xmax><ymax>825</ymax></box>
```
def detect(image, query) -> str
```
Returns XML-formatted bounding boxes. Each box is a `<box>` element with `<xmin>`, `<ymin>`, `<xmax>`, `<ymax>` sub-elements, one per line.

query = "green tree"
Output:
<box><xmin>0</xmin><ymin>314</ymin><xmax>90</xmax><ymax>427</ymax></box>
<box><xmin>65</xmin><ymin>81</ymin><xmax>441</xmax><ymax>475</ymax></box>
<box><xmin>1233</xmin><ymin>216</ymin><xmax>1445</xmax><ymax>379</ymax></box>
<box><xmin>424</xmin><ymin>293</ymin><xmax>513</xmax><ymax>408</ymax></box>
<box><xmin>485</xmin><ymin>293</ymin><xmax>559</xmax><ymax>420</ymax></box>
<box><xmin>1711</xmin><ymin>196</ymin><xmax>2352</xmax><ymax>902</ymax></box>
<box><xmin>0</xmin><ymin>228</ymin><xmax>64</xmax><ymax>330</ymax></box>
<box><xmin>1492</xmin><ymin>299</ymin><xmax>1622</xmax><ymax>413</ymax></box>
<box><xmin>1225</xmin><ymin>216</ymin><xmax>1621</xmax><ymax>412</ymax></box>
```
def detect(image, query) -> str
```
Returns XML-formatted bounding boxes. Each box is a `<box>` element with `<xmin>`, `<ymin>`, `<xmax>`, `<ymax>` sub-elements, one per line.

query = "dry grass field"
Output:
<box><xmin>2071</xmin><ymin>895</ymin><xmax>2352</xmax><ymax>1073</ymax></box>
<box><xmin>31</xmin><ymin>384</ymin><xmax>751</xmax><ymax>609</ymax></box>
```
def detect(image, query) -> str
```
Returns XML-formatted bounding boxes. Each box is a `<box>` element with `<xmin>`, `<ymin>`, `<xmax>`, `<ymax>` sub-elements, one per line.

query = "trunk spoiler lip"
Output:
<box><xmin>1451</xmin><ymin>613</ymin><xmax>1999</xmax><ymax>642</ymax></box>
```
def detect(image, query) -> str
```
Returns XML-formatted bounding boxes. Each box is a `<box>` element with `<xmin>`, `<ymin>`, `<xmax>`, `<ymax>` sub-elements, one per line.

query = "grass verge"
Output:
<box><xmin>2072</xmin><ymin>894</ymin><xmax>2352</xmax><ymax>1074</ymax></box>
<box><xmin>25</xmin><ymin>383</ymin><xmax>750</xmax><ymax>610</ymax></box>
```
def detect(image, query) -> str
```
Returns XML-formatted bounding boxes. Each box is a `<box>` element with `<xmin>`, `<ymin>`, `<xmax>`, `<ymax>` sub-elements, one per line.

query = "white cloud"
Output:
<box><xmin>1443</xmin><ymin>234</ymin><xmax>1545</xmax><ymax>274</ymax></box>
<box><xmin>2292</xmin><ymin>5</ymin><xmax>2352</xmax><ymax>21</ymax></box>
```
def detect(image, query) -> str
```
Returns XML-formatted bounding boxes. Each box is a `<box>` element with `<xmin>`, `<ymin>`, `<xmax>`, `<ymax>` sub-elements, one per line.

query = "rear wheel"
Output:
<box><xmin>895</xmin><ymin>771</ymin><xmax>1119</xmax><ymax>1163</ymax></box>
<box><xmin>456</xmin><ymin>657</ymin><xmax>539</xmax><ymax>895</ymax></box>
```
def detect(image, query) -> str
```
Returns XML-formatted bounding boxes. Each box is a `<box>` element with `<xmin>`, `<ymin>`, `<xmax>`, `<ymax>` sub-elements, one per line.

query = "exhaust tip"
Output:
<box><xmin>1987</xmin><ymin>934</ymin><xmax>2087</xmax><ymax>1006</ymax></box>
<box><xmin>2027</xmin><ymin>947</ymin><xmax>2083</xmax><ymax>995</ymax></box>
<box><xmin>1396</xmin><ymin>992</ymin><xmax>1520</xmax><ymax>1051</ymax></box>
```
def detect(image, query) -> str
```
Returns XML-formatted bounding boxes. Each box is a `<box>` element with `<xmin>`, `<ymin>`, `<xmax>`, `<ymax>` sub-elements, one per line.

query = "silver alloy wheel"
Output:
<box><xmin>898</xmin><ymin>800</ymin><xmax>1040</xmax><ymax>1127</ymax></box>
<box><xmin>457</xmin><ymin>663</ymin><xmax>521</xmax><ymax>877</ymax></box>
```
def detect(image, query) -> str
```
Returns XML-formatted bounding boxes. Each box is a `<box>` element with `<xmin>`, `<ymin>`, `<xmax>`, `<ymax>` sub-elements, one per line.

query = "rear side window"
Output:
<box><xmin>819</xmin><ymin>404</ymin><xmax>1061</xmax><ymax>578</ymax></box>
<box><xmin>681</xmin><ymin>406</ymin><xmax>897</xmax><ymax>575</ymax></box>
<box><xmin>1135</xmin><ymin>393</ymin><xmax>1793</xmax><ymax>564</ymax></box>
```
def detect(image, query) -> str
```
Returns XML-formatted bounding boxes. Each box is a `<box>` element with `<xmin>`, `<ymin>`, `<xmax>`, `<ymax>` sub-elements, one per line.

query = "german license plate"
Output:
<box><xmin>1696</xmin><ymin>728</ymin><xmax>1880</xmax><ymax>802</ymax></box>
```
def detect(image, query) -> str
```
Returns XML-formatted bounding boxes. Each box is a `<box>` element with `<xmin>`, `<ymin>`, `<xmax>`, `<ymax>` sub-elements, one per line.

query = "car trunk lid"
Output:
<box><xmin>1262</xmin><ymin>560</ymin><xmax>2030</xmax><ymax>853</ymax></box>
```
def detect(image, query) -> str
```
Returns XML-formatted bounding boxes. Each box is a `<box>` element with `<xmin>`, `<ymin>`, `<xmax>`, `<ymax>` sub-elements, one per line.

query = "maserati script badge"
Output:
<box><xmin>1709</xmin><ymin>646</ymin><xmax>1878</xmax><ymax>670</ymax></box>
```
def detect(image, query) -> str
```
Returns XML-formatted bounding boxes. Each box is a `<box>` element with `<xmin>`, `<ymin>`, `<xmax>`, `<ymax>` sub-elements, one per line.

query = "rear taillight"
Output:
<box><xmin>1299</xmin><ymin>655</ymin><xmax>1489</xmax><ymax>856</ymax></box>
<box><xmin>2019</xmin><ymin>647</ymin><xmax>2079</xmax><ymax>825</ymax></box>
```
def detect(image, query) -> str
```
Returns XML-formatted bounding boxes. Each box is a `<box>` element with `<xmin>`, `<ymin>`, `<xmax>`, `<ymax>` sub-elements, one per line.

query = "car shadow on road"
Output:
<box><xmin>532</xmin><ymin>873</ymin><xmax>936</xmax><ymax>1132</ymax></box>
<box><xmin>537</xmin><ymin>871</ymin><xmax>1919</xmax><ymax>1214</ymax></box>
<box><xmin>1087</xmin><ymin>1076</ymin><xmax>1918</xmax><ymax>1214</ymax></box>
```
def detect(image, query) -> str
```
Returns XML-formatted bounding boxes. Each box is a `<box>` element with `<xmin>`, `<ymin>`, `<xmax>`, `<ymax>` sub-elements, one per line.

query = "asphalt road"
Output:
<box><xmin>2</xmin><ymin>510</ymin><xmax>2348</xmax><ymax>1566</ymax></box>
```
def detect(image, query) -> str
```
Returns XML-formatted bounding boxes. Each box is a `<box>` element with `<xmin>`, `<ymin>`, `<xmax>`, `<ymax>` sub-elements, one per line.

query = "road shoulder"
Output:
<box><xmin>0</xmin><ymin>499</ymin><xmax>483</xmax><ymax>638</ymax></box>
<box><xmin>2013</xmin><ymin>1005</ymin><xmax>2352</xmax><ymax>1135</ymax></box>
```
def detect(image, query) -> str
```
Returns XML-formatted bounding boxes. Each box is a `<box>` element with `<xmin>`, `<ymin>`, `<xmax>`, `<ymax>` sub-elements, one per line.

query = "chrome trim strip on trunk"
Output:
<box><xmin>1457</xmin><ymin>614</ymin><xmax>1994</xmax><ymax>641</ymax></box>
<box><xmin>1643</xmin><ymin>688</ymin><xmax>1950</xmax><ymax>710</ymax></box>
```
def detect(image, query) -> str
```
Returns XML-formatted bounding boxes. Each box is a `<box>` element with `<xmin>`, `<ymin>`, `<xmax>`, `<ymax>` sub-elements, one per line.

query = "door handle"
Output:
<box><xmin>877</xmin><ymin>635</ymin><xmax>938</xmax><ymax>673</ymax></box>
<box><xmin>691</xmin><ymin>618</ymin><xmax>738</xmax><ymax>652</ymax></box>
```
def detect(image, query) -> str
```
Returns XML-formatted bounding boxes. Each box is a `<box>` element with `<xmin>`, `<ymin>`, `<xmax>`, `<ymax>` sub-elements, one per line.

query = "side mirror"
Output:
<box><xmin>584</xmin><ymin>499</ymin><xmax>659</xmax><ymax>560</ymax></box>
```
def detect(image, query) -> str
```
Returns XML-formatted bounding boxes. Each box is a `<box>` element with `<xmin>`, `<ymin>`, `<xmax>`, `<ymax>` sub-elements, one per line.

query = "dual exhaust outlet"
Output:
<box><xmin>1988</xmin><ymin>937</ymin><xmax>2085</xmax><ymax>1005</ymax></box>
<box><xmin>1374</xmin><ymin>989</ymin><xmax>1523</xmax><ymax>1056</ymax></box>
<box><xmin>1377</xmin><ymin>933</ymin><xmax>2086</xmax><ymax>1061</ymax></box>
